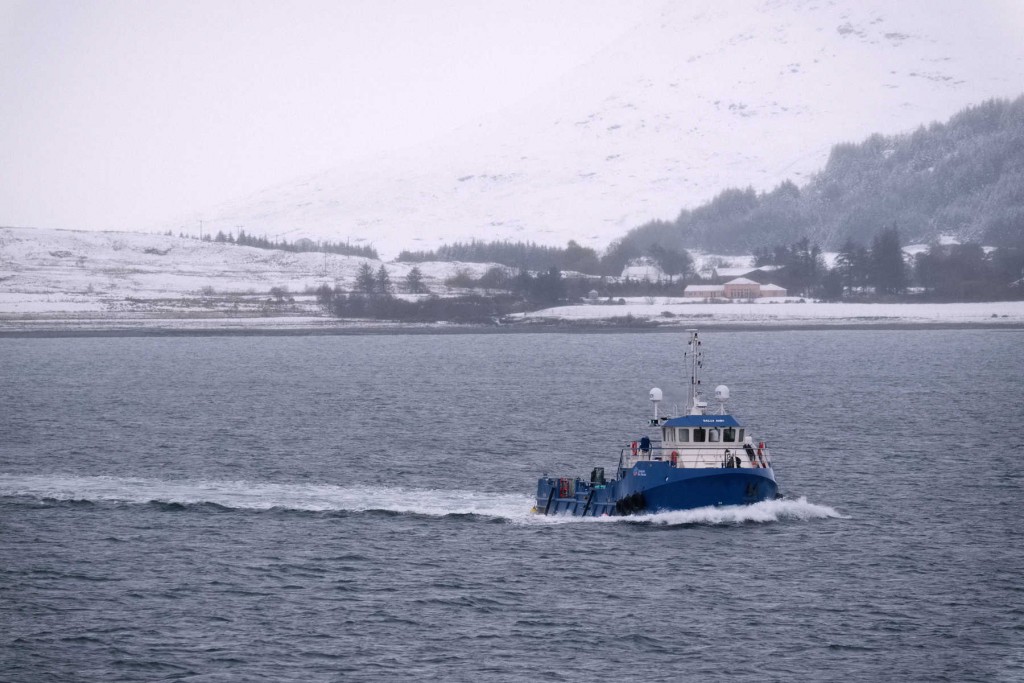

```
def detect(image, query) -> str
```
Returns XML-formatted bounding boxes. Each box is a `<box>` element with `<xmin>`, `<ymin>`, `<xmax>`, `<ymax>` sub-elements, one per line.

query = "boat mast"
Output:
<box><xmin>686</xmin><ymin>329</ymin><xmax>704</xmax><ymax>414</ymax></box>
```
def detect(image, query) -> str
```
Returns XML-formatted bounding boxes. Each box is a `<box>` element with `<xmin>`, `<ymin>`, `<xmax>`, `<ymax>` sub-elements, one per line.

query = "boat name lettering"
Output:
<box><xmin>632</xmin><ymin>468</ymin><xmax>646</xmax><ymax>477</ymax></box>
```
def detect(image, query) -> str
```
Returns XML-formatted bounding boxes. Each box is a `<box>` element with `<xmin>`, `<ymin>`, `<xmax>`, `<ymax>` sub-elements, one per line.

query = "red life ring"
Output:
<box><xmin>631</xmin><ymin>441</ymin><xmax>638</xmax><ymax>456</ymax></box>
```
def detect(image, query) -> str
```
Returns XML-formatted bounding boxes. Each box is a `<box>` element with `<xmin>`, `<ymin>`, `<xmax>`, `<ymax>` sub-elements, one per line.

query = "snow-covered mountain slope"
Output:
<box><xmin>0</xmin><ymin>227</ymin><xmax>492</xmax><ymax>315</ymax></box>
<box><xmin>194</xmin><ymin>0</ymin><xmax>1024</xmax><ymax>258</ymax></box>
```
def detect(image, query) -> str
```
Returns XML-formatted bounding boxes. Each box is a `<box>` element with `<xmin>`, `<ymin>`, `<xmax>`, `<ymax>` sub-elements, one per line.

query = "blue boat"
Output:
<box><xmin>535</xmin><ymin>329</ymin><xmax>779</xmax><ymax>516</ymax></box>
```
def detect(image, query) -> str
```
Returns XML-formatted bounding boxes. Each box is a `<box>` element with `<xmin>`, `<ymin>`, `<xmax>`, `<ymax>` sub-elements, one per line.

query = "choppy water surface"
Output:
<box><xmin>2</xmin><ymin>330</ymin><xmax>1022</xmax><ymax>681</ymax></box>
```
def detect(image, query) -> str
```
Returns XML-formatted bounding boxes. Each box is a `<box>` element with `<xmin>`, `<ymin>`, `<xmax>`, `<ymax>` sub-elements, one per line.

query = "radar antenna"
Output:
<box><xmin>649</xmin><ymin>387</ymin><xmax>663</xmax><ymax>424</ymax></box>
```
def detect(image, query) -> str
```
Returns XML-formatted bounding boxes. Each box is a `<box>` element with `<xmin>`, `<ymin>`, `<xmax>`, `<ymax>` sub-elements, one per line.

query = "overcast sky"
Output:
<box><xmin>0</xmin><ymin>0</ymin><xmax>661</xmax><ymax>232</ymax></box>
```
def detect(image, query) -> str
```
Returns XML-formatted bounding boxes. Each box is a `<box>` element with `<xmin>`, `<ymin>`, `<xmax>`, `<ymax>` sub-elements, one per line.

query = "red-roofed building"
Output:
<box><xmin>723</xmin><ymin>277</ymin><xmax>760</xmax><ymax>298</ymax></box>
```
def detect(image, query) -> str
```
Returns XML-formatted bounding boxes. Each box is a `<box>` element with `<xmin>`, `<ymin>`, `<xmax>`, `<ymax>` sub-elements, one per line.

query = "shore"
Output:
<box><xmin>5</xmin><ymin>227</ymin><xmax>1024</xmax><ymax>337</ymax></box>
<box><xmin>2</xmin><ymin>312</ymin><xmax>1023</xmax><ymax>338</ymax></box>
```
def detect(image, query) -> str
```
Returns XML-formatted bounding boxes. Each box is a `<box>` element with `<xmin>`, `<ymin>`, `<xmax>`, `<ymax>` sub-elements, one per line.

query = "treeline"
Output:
<box><xmin>316</xmin><ymin>262</ymin><xmax>521</xmax><ymax>323</ymax></box>
<box><xmin>316</xmin><ymin>262</ymin><xmax>622</xmax><ymax>323</ymax></box>
<box><xmin>398</xmin><ymin>239</ymin><xmax>602</xmax><ymax>274</ymax></box>
<box><xmin>313</xmin><ymin>231</ymin><xmax>1022</xmax><ymax>324</ymax></box>
<box><xmin>620</xmin><ymin>95</ymin><xmax>1024</xmax><ymax>254</ymax></box>
<box><xmin>444</xmin><ymin>266</ymin><xmax>570</xmax><ymax>305</ymax></box>
<box><xmin>320</xmin><ymin>288</ymin><xmax>518</xmax><ymax>323</ymax></box>
<box><xmin>398</xmin><ymin>238</ymin><xmax>694</xmax><ymax>279</ymax></box>
<box><xmin>316</xmin><ymin>261</ymin><xmax>687</xmax><ymax>323</ymax></box>
<box><xmin>750</xmin><ymin>229</ymin><xmax>1024</xmax><ymax>301</ymax></box>
<box><xmin>193</xmin><ymin>229</ymin><xmax>379</xmax><ymax>258</ymax></box>
<box><xmin>446</xmin><ymin>265</ymin><xmax>685</xmax><ymax>300</ymax></box>
<box><xmin>913</xmin><ymin>243</ymin><xmax>1024</xmax><ymax>300</ymax></box>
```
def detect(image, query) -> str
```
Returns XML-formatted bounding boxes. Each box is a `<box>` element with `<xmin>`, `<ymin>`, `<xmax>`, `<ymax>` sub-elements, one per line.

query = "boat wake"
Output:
<box><xmin>0</xmin><ymin>473</ymin><xmax>531</xmax><ymax>519</ymax></box>
<box><xmin>527</xmin><ymin>495</ymin><xmax>844</xmax><ymax>526</ymax></box>
<box><xmin>0</xmin><ymin>474</ymin><xmax>842</xmax><ymax>526</ymax></box>
<box><xmin>631</xmin><ymin>497</ymin><xmax>847</xmax><ymax>526</ymax></box>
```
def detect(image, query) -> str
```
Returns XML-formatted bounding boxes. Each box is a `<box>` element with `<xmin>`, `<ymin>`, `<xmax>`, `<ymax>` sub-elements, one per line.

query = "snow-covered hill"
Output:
<box><xmin>0</xmin><ymin>227</ymin><xmax>490</xmax><ymax>317</ymax></box>
<box><xmin>0</xmin><ymin>226</ymin><xmax>752</xmax><ymax>317</ymax></box>
<box><xmin>194</xmin><ymin>0</ymin><xmax>1024</xmax><ymax>258</ymax></box>
<box><xmin>3</xmin><ymin>227</ymin><xmax>1023</xmax><ymax>331</ymax></box>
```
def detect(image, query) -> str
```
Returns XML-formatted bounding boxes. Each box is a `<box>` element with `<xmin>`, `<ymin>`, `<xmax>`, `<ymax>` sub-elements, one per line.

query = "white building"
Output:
<box><xmin>683</xmin><ymin>278</ymin><xmax>787</xmax><ymax>299</ymax></box>
<box><xmin>620</xmin><ymin>256</ymin><xmax>665</xmax><ymax>281</ymax></box>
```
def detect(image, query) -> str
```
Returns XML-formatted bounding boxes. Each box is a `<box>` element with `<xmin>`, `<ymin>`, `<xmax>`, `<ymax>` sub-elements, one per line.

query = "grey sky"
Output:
<box><xmin>0</xmin><ymin>0</ymin><xmax>660</xmax><ymax>231</ymax></box>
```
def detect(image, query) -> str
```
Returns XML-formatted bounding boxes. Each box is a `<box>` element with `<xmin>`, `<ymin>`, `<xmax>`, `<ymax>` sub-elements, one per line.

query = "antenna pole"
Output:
<box><xmin>686</xmin><ymin>329</ymin><xmax>703</xmax><ymax>414</ymax></box>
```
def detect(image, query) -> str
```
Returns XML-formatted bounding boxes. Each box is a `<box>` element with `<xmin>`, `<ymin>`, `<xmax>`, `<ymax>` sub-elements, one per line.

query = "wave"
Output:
<box><xmin>0</xmin><ymin>474</ymin><xmax>843</xmax><ymax>525</ymax></box>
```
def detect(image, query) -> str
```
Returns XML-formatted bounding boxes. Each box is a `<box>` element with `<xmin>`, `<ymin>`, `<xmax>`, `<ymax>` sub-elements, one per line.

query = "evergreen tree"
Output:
<box><xmin>869</xmin><ymin>227</ymin><xmax>908</xmax><ymax>295</ymax></box>
<box><xmin>836</xmin><ymin>238</ymin><xmax>870</xmax><ymax>294</ymax></box>
<box><xmin>914</xmin><ymin>243</ymin><xmax>990</xmax><ymax>299</ymax></box>
<box><xmin>374</xmin><ymin>265</ymin><xmax>393</xmax><ymax>296</ymax></box>
<box><xmin>532</xmin><ymin>267</ymin><xmax>565</xmax><ymax>304</ymax></box>
<box><xmin>788</xmin><ymin>237</ymin><xmax>824</xmax><ymax>296</ymax></box>
<box><xmin>820</xmin><ymin>269</ymin><xmax>844</xmax><ymax>301</ymax></box>
<box><xmin>355</xmin><ymin>262</ymin><xmax>376</xmax><ymax>293</ymax></box>
<box><xmin>562</xmin><ymin>240</ymin><xmax>601</xmax><ymax>274</ymax></box>
<box><xmin>992</xmin><ymin>246</ymin><xmax>1024</xmax><ymax>284</ymax></box>
<box><xmin>405</xmin><ymin>266</ymin><xmax>427</xmax><ymax>294</ymax></box>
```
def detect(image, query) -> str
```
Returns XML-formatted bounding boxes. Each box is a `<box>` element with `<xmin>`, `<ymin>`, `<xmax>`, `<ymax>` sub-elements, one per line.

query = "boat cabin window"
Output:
<box><xmin>679</xmin><ymin>429</ymin><xmax>689</xmax><ymax>442</ymax></box>
<box><xmin>709</xmin><ymin>428</ymin><xmax>720</xmax><ymax>442</ymax></box>
<box><xmin>723</xmin><ymin>427</ymin><xmax>736</xmax><ymax>442</ymax></box>
<box><xmin>738</xmin><ymin>428</ymin><xmax>745</xmax><ymax>442</ymax></box>
<box><xmin>693</xmin><ymin>428</ymin><xmax>706</xmax><ymax>442</ymax></box>
<box><xmin>663</xmin><ymin>428</ymin><xmax>674</xmax><ymax>442</ymax></box>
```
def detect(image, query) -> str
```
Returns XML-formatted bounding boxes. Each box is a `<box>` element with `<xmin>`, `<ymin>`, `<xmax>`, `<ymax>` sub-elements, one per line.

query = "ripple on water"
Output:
<box><xmin>3</xmin><ymin>330</ymin><xmax>1022</xmax><ymax>682</ymax></box>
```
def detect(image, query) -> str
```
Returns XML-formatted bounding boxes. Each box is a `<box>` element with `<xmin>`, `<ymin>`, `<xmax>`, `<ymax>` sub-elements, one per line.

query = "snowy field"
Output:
<box><xmin>2</xmin><ymin>226</ymin><xmax>1023</xmax><ymax>333</ymax></box>
<box><xmin>0</xmin><ymin>227</ymin><xmax>490</xmax><ymax>329</ymax></box>
<box><xmin>517</xmin><ymin>299</ymin><xmax>1024</xmax><ymax>328</ymax></box>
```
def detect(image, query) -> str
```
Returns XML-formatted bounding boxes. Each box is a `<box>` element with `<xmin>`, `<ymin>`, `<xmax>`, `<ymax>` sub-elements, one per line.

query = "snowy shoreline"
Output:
<box><xmin>4</xmin><ymin>227</ymin><xmax>1024</xmax><ymax>337</ymax></box>
<box><xmin>2</xmin><ymin>315</ymin><xmax>1022</xmax><ymax>338</ymax></box>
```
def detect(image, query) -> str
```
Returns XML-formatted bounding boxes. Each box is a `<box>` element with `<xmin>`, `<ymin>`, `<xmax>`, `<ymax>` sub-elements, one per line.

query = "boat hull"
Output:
<box><xmin>535</xmin><ymin>462</ymin><xmax>777</xmax><ymax>516</ymax></box>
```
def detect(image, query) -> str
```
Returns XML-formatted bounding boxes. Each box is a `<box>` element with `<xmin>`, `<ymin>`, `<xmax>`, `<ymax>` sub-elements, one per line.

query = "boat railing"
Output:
<box><xmin>618</xmin><ymin>445</ymin><xmax>771</xmax><ymax>470</ymax></box>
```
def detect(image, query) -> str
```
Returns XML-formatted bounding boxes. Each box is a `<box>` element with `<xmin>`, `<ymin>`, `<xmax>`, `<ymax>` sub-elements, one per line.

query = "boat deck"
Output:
<box><xmin>619</xmin><ymin>445</ymin><xmax>771</xmax><ymax>470</ymax></box>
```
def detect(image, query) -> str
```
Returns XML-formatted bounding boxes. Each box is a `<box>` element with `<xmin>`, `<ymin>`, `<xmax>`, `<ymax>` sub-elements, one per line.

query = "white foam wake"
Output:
<box><xmin>632</xmin><ymin>496</ymin><xmax>847</xmax><ymax>526</ymax></box>
<box><xmin>0</xmin><ymin>474</ymin><xmax>844</xmax><ymax>525</ymax></box>
<box><xmin>525</xmin><ymin>495</ymin><xmax>844</xmax><ymax>526</ymax></box>
<box><xmin>0</xmin><ymin>473</ymin><xmax>535</xmax><ymax>520</ymax></box>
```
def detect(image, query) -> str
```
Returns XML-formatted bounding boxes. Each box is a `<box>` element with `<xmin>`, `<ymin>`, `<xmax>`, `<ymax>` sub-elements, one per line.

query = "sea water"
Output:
<box><xmin>1</xmin><ymin>330</ymin><xmax>1022</xmax><ymax>681</ymax></box>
